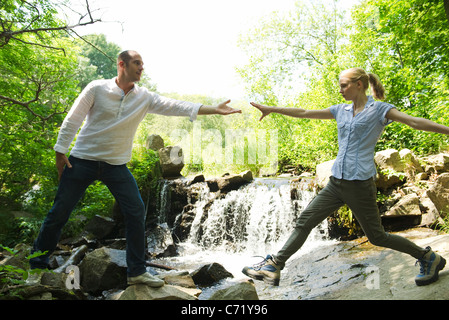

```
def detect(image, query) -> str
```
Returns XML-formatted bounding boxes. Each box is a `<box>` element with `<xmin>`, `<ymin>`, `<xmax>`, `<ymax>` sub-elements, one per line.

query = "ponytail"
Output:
<box><xmin>368</xmin><ymin>73</ymin><xmax>385</xmax><ymax>101</ymax></box>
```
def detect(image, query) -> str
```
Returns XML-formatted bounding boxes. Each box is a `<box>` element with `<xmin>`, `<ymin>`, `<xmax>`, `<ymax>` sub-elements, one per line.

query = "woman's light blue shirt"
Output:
<box><xmin>329</xmin><ymin>96</ymin><xmax>395</xmax><ymax>180</ymax></box>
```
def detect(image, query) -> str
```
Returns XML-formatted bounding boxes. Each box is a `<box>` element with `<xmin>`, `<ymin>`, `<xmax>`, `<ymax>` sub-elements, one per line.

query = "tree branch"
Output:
<box><xmin>0</xmin><ymin>0</ymin><xmax>102</xmax><ymax>48</ymax></box>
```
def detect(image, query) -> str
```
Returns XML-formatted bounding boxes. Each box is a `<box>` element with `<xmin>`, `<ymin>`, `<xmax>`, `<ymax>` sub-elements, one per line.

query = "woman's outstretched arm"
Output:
<box><xmin>250</xmin><ymin>102</ymin><xmax>334</xmax><ymax>121</ymax></box>
<box><xmin>386</xmin><ymin>108</ymin><xmax>449</xmax><ymax>135</ymax></box>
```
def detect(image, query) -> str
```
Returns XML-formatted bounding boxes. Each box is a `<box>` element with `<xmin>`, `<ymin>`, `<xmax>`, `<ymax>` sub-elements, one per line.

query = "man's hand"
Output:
<box><xmin>215</xmin><ymin>100</ymin><xmax>242</xmax><ymax>115</ymax></box>
<box><xmin>198</xmin><ymin>100</ymin><xmax>242</xmax><ymax>115</ymax></box>
<box><xmin>56</xmin><ymin>152</ymin><xmax>72</xmax><ymax>180</ymax></box>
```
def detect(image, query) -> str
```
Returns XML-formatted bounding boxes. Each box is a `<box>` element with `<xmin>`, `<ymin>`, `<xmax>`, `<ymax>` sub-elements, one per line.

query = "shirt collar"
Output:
<box><xmin>344</xmin><ymin>96</ymin><xmax>375</xmax><ymax>112</ymax></box>
<box><xmin>112</xmin><ymin>77</ymin><xmax>139</xmax><ymax>94</ymax></box>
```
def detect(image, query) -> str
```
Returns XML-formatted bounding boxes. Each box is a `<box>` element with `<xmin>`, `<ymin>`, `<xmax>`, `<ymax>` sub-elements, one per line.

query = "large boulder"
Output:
<box><xmin>146</xmin><ymin>134</ymin><xmax>164</xmax><ymax>151</ymax></box>
<box><xmin>426</xmin><ymin>173</ymin><xmax>449</xmax><ymax>217</ymax></box>
<box><xmin>382</xmin><ymin>193</ymin><xmax>422</xmax><ymax>217</ymax></box>
<box><xmin>374</xmin><ymin>149</ymin><xmax>405</xmax><ymax>172</ymax></box>
<box><xmin>158</xmin><ymin>146</ymin><xmax>184</xmax><ymax>178</ymax></box>
<box><xmin>79</xmin><ymin>247</ymin><xmax>127</xmax><ymax>294</ymax></box>
<box><xmin>419</xmin><ymin>197</ymin><xmax>441</xmax><ymax>227</ymax></box>
<box><xmin>208</xmin><ymin>280</ymin><xmax>259</xmax><ymax>300</ymax></box>
<box><xmin>84</xmin><ymin>215</ymin><xmax>116</xmax><ymax>240</ymax></box>
<box><xmin>399</xmin><ymin>149</ymin><xmax>423</xmax><ymax>173</ymax></box>
<box><xmin>381</xmin><ymin>193</ymin><xmax>422</xmax><ymax>230</ymax></box>
<box><xmin>316</xmin><ymin>160</ymin><xmax>334</xmax><ymax>188</ymax></box>
<box><xmin>375</xmin><ymin>170</ymin><xmax>405</xmax><ymax>191</ymax></box>
<box><xmin>119</xmin><ymin>284</ymin><xmax>197</xmax><ymax>300</ymax></box>
<box><xmin>424</xmin><ymin>153</ymin><xmax>449</xmax><ymax>173</ymax></box>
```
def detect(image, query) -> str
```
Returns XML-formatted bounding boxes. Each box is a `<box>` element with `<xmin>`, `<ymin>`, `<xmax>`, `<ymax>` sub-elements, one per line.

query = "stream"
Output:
<box><xmin>152</xmin><ymin>177</ymin><xmax>336</xmax><ymax>299</ymax></box>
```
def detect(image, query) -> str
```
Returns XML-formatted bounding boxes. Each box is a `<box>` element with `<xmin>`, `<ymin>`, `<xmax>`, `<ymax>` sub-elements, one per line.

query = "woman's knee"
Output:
<box><xmin>367</xmin><ymin>232</ymin><xmax>390</xmax><ymax>247</ymax></box>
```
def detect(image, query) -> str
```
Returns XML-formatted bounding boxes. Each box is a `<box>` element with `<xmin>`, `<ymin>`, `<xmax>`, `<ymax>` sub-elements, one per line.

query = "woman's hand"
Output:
<box><xmin>250</xmin><ymin>102</ymin><xmax>272</xmax><ymax>121</ymax></box>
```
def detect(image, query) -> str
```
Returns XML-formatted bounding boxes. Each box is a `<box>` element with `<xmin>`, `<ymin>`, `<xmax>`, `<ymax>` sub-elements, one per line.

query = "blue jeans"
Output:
<box><xmin>30</xmin><ymin>156</ymin><xmax>146</xmax><ymax>277</ymax></box>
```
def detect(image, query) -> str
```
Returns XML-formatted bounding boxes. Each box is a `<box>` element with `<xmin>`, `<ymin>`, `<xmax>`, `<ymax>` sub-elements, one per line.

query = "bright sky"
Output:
<box><xmin>67</xmin><ymin>0</ymin><xmax>358</xmax><ymax>99</ymax></box>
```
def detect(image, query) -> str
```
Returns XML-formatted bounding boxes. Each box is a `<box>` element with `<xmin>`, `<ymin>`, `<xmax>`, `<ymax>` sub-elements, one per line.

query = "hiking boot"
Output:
<box><xmin>415</xmin><ymin>246</ymin><xmax>446</xmax><ymax>286</ymax></box>
<box><xmin>242</xmin><ymin>255</ymin><xmax>281</xmax><ymax>286</ymax></box>
<box><xmin>127</xmin><ymin>272</ymin><xmax>165</xmax><ymax>288</ymax></box>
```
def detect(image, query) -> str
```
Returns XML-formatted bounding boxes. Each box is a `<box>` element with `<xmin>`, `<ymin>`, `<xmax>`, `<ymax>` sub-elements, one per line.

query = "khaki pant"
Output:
<box><xmin>274</xmin><ymin>176</ymin><xmax>426</xmax><ymax>266</ymax></box>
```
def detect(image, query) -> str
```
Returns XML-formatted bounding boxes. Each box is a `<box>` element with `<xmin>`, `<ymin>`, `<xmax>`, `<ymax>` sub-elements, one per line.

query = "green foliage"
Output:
<box><xmin>237</xmin><ymin>0</ymin><xmax>449</xmax><ymax>233</ymax></box>
<box><xmin>0</xmin><ymin>245</ymin><xmax>47</xmax><ymax>291</ymax></box>
<box><xmin>336</xmin><ymin>205</ymin><xmax>363</xmax><ymax>237</ymax></box>
<box><xmin>1</xmin><ymin>0</ymin><xmax>449</xmax><ymax>245</ymax></box>
<box><xmin>237</xmin><ymin>0</ymin><xmax>449</xmax><ymax>170</ymax></box>
<box><xmin>350</xmin><ymin>0</ymin><xmax>449</xmax><ymax>155</ymax></box>
<box><xmin>0</xmin><ymin>0</ymin><xmax>81</xmax><ymax>208</ymax></box>
<box><xmin>0</xmin><ymin>1</ymin><xmax>126</xmax><ymax>245</ymax></box>
<box><xmin>237</xmin><ymin>0</ymin><xmax>347</xmax><ymax>171</ymax></box>
<box><xmin>129</xmin><ymin>147</ymin><xmax>162</xmax><ymax>199</ymax></box>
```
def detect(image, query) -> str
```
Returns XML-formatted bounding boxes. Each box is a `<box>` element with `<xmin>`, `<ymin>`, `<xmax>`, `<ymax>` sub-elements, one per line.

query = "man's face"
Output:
<box><xmin>122</xmin><ymin>53</ymin><xmax>144</xmax><ymax>82</ymax></box>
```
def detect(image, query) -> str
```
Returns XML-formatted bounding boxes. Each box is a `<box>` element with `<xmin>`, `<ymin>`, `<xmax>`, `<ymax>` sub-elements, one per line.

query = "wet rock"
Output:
<box><xmin>216</xmin><ymin>170</ymin><xmax>253</xmax><ymax>192</ymax></box>
<box><xmin>187</xmin><ymin>174</ymin><xmax>205</xmax><ymax>186</ymax></box>
<box><xmin>173</xmin><ymin>204</ymin><xmax>196</xmax><ymax>242</ymax></box>
<box><xmin>147</xmin><ymin>223</ymin><xmax>177</xmax><ymax>258</ymax></box>
<box><xmin>191</xmin><ymin>263</ymin><xmax>234</xmax><ymax>287</ymax></box>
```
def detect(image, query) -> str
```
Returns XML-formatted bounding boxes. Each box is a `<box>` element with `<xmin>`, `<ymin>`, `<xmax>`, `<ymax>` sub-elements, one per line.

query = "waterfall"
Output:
<box><xmin>156</xmin><ymin>179</ymin><xmax>172</xmax><ymax>224</ymax></box>
<box><xmin>152</xmin><ymin>177</ymin><xmax>332</xmax><ymax>280</ymax></box>
<box><xmin>181</xmin><ymin>178</ymin><xmax>328</xmax><ymax>256</ymax></box>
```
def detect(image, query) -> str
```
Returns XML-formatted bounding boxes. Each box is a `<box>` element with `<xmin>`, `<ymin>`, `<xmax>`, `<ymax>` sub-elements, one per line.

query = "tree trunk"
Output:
<box><xmin>445</xmin><ymin>0</ymin><xmax>449</xmax><ymax>26</ymax></box>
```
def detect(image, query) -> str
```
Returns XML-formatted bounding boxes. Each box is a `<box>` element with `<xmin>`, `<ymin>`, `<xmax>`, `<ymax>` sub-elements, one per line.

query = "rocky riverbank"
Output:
<box><xmin>254</xmin><ymin>227</ymin><xmax>449</xmax><ymax>300</ymax></box>
<box><xmin>0</xmin><ymin>148</ymin><xmax>448</xmax><ymax>300</ymax></box>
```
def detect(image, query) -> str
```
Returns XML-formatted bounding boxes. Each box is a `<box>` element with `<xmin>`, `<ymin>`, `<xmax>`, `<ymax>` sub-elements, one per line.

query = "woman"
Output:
<box><xmin>242</xmin><ymin>67</ymin><xmax>448</xmax><ymax>287</ymax></box>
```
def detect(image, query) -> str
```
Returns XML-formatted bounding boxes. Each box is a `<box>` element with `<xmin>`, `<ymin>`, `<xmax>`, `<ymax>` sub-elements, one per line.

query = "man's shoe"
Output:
<box><xmin>415</xmin><ymin>246</ymin><xmax>446</xmax><ymax>286</ymax></box>
<box><xmin>127</xmin><ymin>272</ymin><xmax>165</xmax><ymax>288</ymax></box>
<box><xmin>242</xmin><ymin>255</ymin><xmax>281</xmax><ymax>286</ymax></box>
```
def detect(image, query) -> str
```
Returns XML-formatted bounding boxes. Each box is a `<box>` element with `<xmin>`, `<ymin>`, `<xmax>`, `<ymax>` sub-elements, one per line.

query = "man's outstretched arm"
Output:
<box><xmin>198</xmin><ymin>99</ymin><xmax>242</xmax><ymax>115</ymax></box>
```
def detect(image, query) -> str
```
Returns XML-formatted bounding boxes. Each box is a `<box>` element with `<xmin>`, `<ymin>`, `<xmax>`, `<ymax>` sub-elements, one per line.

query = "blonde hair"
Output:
<box><xmin>340</xmin><ymin>68</ymin><xmax>386</xmax><ymax>100</ymax></box>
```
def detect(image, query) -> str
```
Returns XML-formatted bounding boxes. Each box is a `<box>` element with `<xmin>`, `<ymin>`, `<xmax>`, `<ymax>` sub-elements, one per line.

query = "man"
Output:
<box><xmin>30</xmin><ymin>50</ymin><xmax>241</xmax><ymax>287</ymax></box>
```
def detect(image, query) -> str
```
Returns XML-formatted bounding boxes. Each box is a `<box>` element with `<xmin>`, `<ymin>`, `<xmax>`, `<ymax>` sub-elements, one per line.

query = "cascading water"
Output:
<box><xmin>154</xmin><ymin>177</ymin><xmax>331</xmax><ymax>279</ymax></box>
<box><xmin>187</xmin><ymin>178</ymin><xmax>325</xmax><ymax>254</ymax></box>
